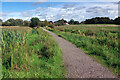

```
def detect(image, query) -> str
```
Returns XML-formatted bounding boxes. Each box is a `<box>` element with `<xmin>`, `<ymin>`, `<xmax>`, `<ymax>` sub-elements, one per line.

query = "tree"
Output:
<box><xmin>39</xmin><ymin>21</ymin><xmax>45</xmax><ymax>27</ymax></box>
<box><xmin>30</xmin><ymin>17</ymin><xmax>40</xmax><ymax>28</ymax></box>
<box><xmin>83</xmin><ymin>17</ymin><xmax>113</xmax><ymax>24</ymax></box>
<box><xmin>44</xmin><ymin>20</ymin><xmax>49</xmax><ymax>26</ymax></box>
<box><xmin>68</xmin><ymin>19</ymin><xmax>74</xmax><ymax>24</ymax></box>
<box><xmin>80</xmin><ymin>21</ymin><xmax>85</xmax><ymax>24</ymax></box>
<box><xmin>2</xmin><ymin>21</ymin><xmax>11</xmax><ymax>26</ymax></box>
<box><xmin>0</xmin><ymin>19</ymin><xmax>2</xmax><ymax>22</ymax></box>
<box><xmin>0</xmin><ymin>19</ymin><xmax>2</xmax><ymax>26</ymax></box>
<box><xmin>49</xmin><ymin>21</ymin><xmax>53</xmax><ymax>25</ymax></box>
<box><xmin>114</xmin><ymin>17</ymin><xmax>120</xmax><ymax>24</ymax></box>
<box><xmin>24</xmin><ymin>20</ymin><xmax>30</xmax><ymax>26</ymax></box>
<box><xmin>74</xmin><ymin>21</ymin><xmax>79</xmax><ymax>25</ymax></box>
<box><xmin>54</xmin><ymin>19</ymin><xmax>67</xmax><ymax>26</ymax></box>
<box><xmin>15</xmin><ymin>19</ymin><xmax>23</xmax><ymax>26</ymax></box>
<box><xmin>7</xmin><ymin>18</ymin><xmax>16</xmax><ymax>26</ymax></box>
<box><xmin>61</xmin><ymin>19</ymin><xmax>67</xmax><ymax>23</ymax></box>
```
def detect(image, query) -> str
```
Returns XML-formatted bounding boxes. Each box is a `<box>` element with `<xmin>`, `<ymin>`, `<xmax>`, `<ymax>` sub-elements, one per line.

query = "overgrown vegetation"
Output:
<box><xmin>1</xmin><ymin>27</ymin><xmax>65</xmax><ymax>78</ymax></box>
<box><xmin>46</xmin><ymin>25</ymin><xmax>120</xmax><ymax>77</ymax></box>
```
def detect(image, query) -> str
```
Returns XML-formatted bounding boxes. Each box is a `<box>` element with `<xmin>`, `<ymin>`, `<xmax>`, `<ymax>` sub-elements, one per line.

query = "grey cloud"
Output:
<box><xmin>116</xmin><ymin>1</ymin><xmax>120</xmax><ymax>4</ymax></box>
<box><xmin>105</xmin><ymin>8</ymin><xmax>113</xmax><ymax>10</ymax></box>
<box><xmin>88</xmin><ymin>6</ymin><xmax>102</xmax><ymax>10</ymax></box>
<box><xmin>112</xmin><ymin>1</ymin><xmax>120</xmax><ymax>5</ymax></box>
<box><xmin>47</xmin><ymin>3</ymin><xmax>56</xmax><ymax>7</ymax></box>
<box><xmin>32</xmin><ymin>2</ymin><xmax>44</xmax><ymax>6</ymax></box>
<box><xmin>32</xmin><ymin>0</ymin><xmax>47</xmax><ymax>6</ymax></box>
<box><xmin>118</xmin><ymin>1</ymin><xmax>120</xmax><ymax>4</ymax></box>
<box><xmin>62</xmin><ymin>4</ymin><xmax>76</xmax><ymax>9</ymax></box>
<box><xmin>86</xmin><ymin>6</ymin><xmax>113</xmax><ymax>16</ymax></box>
<box><xmin>86</xmin><ymin>6</ymin><xmax>108</xmax><ymax>14</ymax></box>
<box><xmin>74</xmin><ymin>6</ymin><xmax>86</xmax><ymax>10</ymax></box>
<box><xmin>70</xmin><ymin>14</ymin><xmax>79</xmax><ymax>19</ymax></box>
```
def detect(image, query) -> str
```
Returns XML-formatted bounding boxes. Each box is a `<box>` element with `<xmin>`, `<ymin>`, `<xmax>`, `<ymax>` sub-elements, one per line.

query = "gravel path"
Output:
<box><xmin>42</xmin><ymin>28</ymin><xmax>118</xmax><ymax>78</ymax></box>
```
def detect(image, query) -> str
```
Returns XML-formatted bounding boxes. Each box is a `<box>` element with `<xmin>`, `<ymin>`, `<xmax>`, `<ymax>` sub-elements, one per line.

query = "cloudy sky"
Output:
<box><xmin>0</xmin><ymin>0</ymin><xmax>119</xmax><ymax>22</ymax></box>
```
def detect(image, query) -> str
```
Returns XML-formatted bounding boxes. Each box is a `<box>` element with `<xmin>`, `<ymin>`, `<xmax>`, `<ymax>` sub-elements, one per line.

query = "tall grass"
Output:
<box><xmin>1</xmin><ymin>27</ymin><xmax>65</xmax><ymax>78</ymax></box>
<box><xmin>46</xmin><ymin>25</ymin><xmax>119</xmax><ymax>77</ymax></box>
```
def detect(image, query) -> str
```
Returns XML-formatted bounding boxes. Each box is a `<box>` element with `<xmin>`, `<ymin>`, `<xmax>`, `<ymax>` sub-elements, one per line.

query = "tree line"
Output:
<box><xmin>0</xmin><ymin>17</ymin><xmax>120</xmax><ymax>27</ymax></box>
<box><xmin>81</xmin><ymin>17</ymin><xmax>120</xmax><ymax>24</ymax></box>
<box><xmin>1</xmin><ymin>18</ymin><xmax>30</xmax><ymax>26</ymax></box>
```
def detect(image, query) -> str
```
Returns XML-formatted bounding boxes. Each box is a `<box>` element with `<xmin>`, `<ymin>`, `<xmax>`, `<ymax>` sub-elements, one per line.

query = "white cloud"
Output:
<box><xmin>2</xmin><ymin>2</ymin><xmax>118</xmax><ymax>22</ymax></box>
<box><xmin>49</xmin><ymin>0</ymin><xmax>119</xmax><ymax>2</ymax></box>
<box><xmin>97</xmin><ymin>0</ymin><xmax>119</xmax><ymax>2</ymax></box>
<box><xmin>115</xmin><ymin>16</ymin><xmax>118</xmax><ymax>18</ymax></box>
<box><xmin>36</xmin><ymin>7</ymin><xmax>41</xmax><ymax>11</ymax></box>
<box><xmin>21</xmin><ymin>10</ymin><xmax>35</xmax><ymax>17</ymax></box>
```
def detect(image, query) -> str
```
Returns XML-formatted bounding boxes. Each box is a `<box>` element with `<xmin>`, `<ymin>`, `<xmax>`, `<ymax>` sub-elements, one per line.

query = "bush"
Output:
<box><xmin>48</xmin><ymin>24</ymin><xmax>54</xmax><ymax>28</ymax></box>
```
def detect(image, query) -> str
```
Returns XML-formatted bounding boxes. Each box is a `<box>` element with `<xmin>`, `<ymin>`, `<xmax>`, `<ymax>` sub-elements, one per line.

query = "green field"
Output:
<box><xmin>1</xmin><ymin>27</ymin><xmax>65</xmax><ymax>78</ymax></box>
<box><xmin>46</xmin><ymin>25</ymin><xmax>120</xmax><ymax>77</ymax></box>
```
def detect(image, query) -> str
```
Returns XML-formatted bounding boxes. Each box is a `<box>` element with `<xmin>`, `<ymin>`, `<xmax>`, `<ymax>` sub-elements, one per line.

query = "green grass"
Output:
<box><xmin>1</xmin><ymin>27</ymin><xmax>66</xmax><ymax>78</ymax></box>
<box><xmin>46</xmin><ymin>25</ymin><xmax>120</xmax><ymax>78</ymax></box>
<box><xmin>77</xmin><ymin>24</ymin><xmax>117</xmax><ymax>25</ymax></box>
<box><xmin>0</xmin><ymin>58</ymin><xmax>2</xmax><ymax>79</ymax></box>
<box><xmin>52</xmin><ymin>25</ymin><xmax>119</xmax><ymax>32</ymax></box>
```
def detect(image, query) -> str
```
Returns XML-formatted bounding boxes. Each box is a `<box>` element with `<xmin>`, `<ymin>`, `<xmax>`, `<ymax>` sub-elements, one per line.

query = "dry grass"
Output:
<box><xmin>0</xmin><ymin>26</ymin><xmax>32</xmax><ymax>32</ymax></box>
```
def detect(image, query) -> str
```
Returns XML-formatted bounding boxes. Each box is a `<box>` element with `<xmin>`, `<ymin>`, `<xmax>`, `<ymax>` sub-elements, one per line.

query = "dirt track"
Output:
<box><xmin>42</xmin><ymin>28</ymin><xmax>118</xmax><ymax>78</ymax></box>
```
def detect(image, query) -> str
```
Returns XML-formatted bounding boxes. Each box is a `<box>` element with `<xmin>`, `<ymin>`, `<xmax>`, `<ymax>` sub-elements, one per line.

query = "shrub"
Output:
<box><xmin>48</xmin><ymin>24</ymin><xmax>54</xmax><ymax>28</ymax></box>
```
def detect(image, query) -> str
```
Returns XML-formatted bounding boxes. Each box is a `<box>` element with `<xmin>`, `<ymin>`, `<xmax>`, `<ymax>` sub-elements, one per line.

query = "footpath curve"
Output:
<box><xmin>42</xmin><ymin>28</ymin><xmax>117</xmax><ymax>78</ymax></box>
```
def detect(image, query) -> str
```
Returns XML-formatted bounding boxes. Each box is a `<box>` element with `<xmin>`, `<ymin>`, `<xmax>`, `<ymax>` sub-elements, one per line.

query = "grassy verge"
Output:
<box><xmin>46</xmin><ymin>26</ymin><xmax>119</xmax><ymax>78</ymax></box>
<box><xmin>1</xmin><ymin>27</ymin><xmax>65</xmax><ymax>78</ymax></box>
<box><xmin>77</xmin><ymin>24</ymin><xmax>117</xmax><ymax>25</ymax></box>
